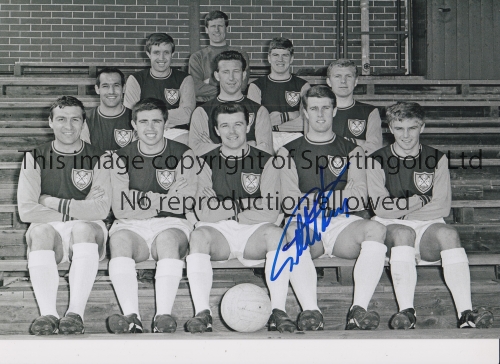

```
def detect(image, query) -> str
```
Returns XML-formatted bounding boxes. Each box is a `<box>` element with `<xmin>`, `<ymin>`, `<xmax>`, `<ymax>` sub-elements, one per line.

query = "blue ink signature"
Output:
<box><xmin>270</xmin><ymin>163</ymin><xmax>350</xmax><ymax>281</ymax></box>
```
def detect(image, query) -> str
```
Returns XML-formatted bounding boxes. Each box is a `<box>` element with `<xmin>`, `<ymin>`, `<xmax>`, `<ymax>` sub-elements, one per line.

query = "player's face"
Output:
<box><xmin>215</xmin><ymin>112</ymin><xmax>250</xmax><ymax>151</ymax></box>
<box><xmin>132</xmin><ymin>109</ymin><xmax>166</xmax><ymax>147</ymax></box>
<box><xmin>268</xmin><ymin>49</ymin><xmax>293</xmax><ymax>75</ymax></box>
<box><xmin>215</xmin><ymin>60</ymin><xmax>246</xmax><ymax>96</ymax></box>
<box><xmin>304</xmin><ymin>97</ymin><xmax>336</xmax><ymax>133</ymax></box>
<box><xmin>147</xmin><ymin>43</ymin><xmax>173</xmax><ymax>75</ymax></box>
<box><xmin>389</xmin><ymin>118</ymin><xmax>425</xmax><ymax>154</ymax></box>
<box><xmin>95</xmin><ymin>72</ymin><xmax>123</xmax><ymax>108</ymax></box>
<box><xmin>206</xmin><ymin>18</ymin><xmax>227</xmax><ymax>44</ymax></box>
<box><xmin>327</xmin><ymin>66</ymin><xmax>358</xmax><ymax>98</ymax></box>
<box><xmin>49</xmin><ymin>106</ymin><xmax>85</xmax><ymax>146</ymax></box>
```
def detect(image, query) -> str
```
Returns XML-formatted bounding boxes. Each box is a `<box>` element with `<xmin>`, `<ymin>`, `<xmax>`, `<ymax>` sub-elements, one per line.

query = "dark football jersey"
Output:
<box><xmin>370</xmin><ymin>144</ymin><xmax>444</xmax><ymax>198</ymax></box>
<box><xmin>85</xmin><ymin>107</ymin><xmax>133</xmax><ymax>151</ymax></box>
<box><xmin>115</xmin><ymin>139</ymin><xmax>190</xmax><ymax>218</ymax></box>
<box><xmin>283</xmin><ymin>135</ymin><xmax>357</xmax><ymax>193</ymax></box>
<box><xmin>126</xmin><ymin>68</ymin><xmax>188</xmax><ymax>110</ymax></box>
<box><xmin>200</xmin><ymin>146</ymin><xmax>272</xmax><ymax>200</ymax></box>
<box><xmin>33</xmin><ymin>141</ymin><xmax>104</xmax><ymax>201</ymax></box>
<box><xmin>332</xmin><ymin>101</ymin><xmax>377</xmax><ymax>141</ymax></box>
<box><xmin>251</xmin><ymin>75</ymin><xmax>307</xmax><ymax>114</ymax></box>
<box><xmin>199</xmin><ymin>96</ymin><xmax>261</xmax><ymax>144</ymax></box>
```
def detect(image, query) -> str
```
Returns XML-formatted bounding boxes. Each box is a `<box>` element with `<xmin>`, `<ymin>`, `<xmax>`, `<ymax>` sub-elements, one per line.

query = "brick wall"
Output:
<box><xmin>0</xmin><ymin>0</ymin><xmax>405</xmax><ymax>75</ymax></box>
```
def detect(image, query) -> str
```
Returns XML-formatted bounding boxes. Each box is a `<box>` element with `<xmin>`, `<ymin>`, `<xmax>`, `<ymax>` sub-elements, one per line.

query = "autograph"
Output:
<box><xmin>270</xmin><ymin>163</ymin><xmax>350</xmax><ymax>281</ymax></box>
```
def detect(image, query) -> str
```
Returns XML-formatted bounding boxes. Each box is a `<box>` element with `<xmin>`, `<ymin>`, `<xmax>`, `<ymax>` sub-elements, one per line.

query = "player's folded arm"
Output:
<box><xmin>254</xmin><ymin>106</ymin><xmax>273</xmax><ymax>155</ymax></box>
<box><xmin>362</xmin><ymin>108</ymin><xmax>383</xmax><ymax>156</ymax></box>
<box><xmin>123</xmin><ymin>75</ymin><xmax>141</xmax><ymax>110</ymax></box>
<box><xmin>188</xmin><ymin>107</ymin><xmax>220</xmax><ymax>156</ymax></box>
<box><xmin>188</xmin><ymin>53</ymin><xmax>218</xmax><ymax>99</ymax></box>
<box><xmin>165</xmin><ymin>75</ymin><xmax>196</xmax><ymax>127</ymax></box>
<box><xmin>17</xmin><ymin>153</ymin><xmax>65</xmax><ymax>223</ymax></box>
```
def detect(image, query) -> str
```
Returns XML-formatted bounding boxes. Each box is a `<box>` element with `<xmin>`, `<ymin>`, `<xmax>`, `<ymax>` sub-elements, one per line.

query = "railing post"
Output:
<box><xmin>361</xmin><ymin>0</ymin><xmax>370</xmax><ymax>75</ymax></box>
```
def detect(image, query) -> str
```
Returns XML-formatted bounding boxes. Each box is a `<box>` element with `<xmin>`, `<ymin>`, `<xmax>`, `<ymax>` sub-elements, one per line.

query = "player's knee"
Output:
<box><xmin>263</xmin><ymin>225</ymin><xmax>284</xmax><ymax>251</ymax></box>
<box><xmin>435</xmin><ymin>225</ymin><xmax>461</xmax><ymax>250</ymax></box>
<box><xmin>109</xmin><ymin>230</ymin><xmax>135</xmax><ymax>257</ymax></box>
<box><xmin>71</xmin><ymin>222</ymin><xmax>97</xmax><ymax>244</ymax></box>
<box><xmin>156</xmin><ymin>230</ymin><xmax>188</xmax><ymax>255</ymax></box>
<box><xmin>363</xmin><ymin>220</ymin><xmax>386</xmax><ymax>242</ymax></box>
<box><xmin>391</xmin><ymin>226</ymin><xmax>416</xmax><ymax>247</ymax></box>
<box><xmin>29</xmin><ymin>224</ymin><xmax>56</xmax><ymax>250</ymax></box>
<box><xmin>188</xmin><ymin>228</ymin><xmax>212</xmax><ymax>254</ymax></box>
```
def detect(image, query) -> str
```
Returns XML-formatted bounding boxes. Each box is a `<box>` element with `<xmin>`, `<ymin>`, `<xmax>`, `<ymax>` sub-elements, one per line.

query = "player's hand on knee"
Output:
<box><xmin>202</xmin><ymin>186</ymin><xmax>217</xmax><ymax>198</ymax></box>
<box><xmin>169</xmin><ymin>177</ymin><xmax>188</xmax><ymax>193</ymax></box>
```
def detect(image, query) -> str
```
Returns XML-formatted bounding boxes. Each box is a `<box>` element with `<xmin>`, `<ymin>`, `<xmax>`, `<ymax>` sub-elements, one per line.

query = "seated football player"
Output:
<box><xmin>322</xmin><ymin>59</ymin><xmax>382</xmax><ymax>156</ymax></box>
<box><xmin>185</xmin><ymin>102</ymin><xmax>296</xmax><ymax>333</ymax></box>
<box><xmin>367</xmin><ymin>102</ymin><xmax>494</xmax><ymax>329</ymax></box>
<box><xmin>279</xmin><ymin>86</ymin><xmax>388</xmax><ymax>330</ymax></box>
<box><xmin>107</xmin><ymin>98</ymin><xmax>197</xmax><ymax>334</ymax></box>
<box><xmin>80</xmin><ymin>67</ymin><xmax>134</xmax><ymax>152</ymax></box>
<box><xmin>188</xmin><ymin>50</ymin><xmax>273</xmax><ymax>156</ymax></box>
<box><xmin>124</xmin><ymin>33</ymin><xmax>195</xmax><ymax>145</ymax></box>
<box><xmin>247</xmin><ymin>37</ymin><xmax>310</xmax><ymax>152</ymax></box>
<box><xmin>18</xmin><ymin>96</ymin><xmax>111</xmax><ymax>335</ymax></box>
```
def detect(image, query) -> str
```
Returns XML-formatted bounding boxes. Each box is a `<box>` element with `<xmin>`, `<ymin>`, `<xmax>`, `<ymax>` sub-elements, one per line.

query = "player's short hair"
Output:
<box><xmin>212</xmin><ymin>102</ymin><xmax>249</xmax><ymax>127</ymax></box>
<box><xmin>386</xmin><ymin>102</ymin><xmax>425</xmax><ymax>126</ymax></box>
<box><xmin>96</xmin><ymin>67</ymin><xmax>125</xmax><ymax>87</ymax></box>
<box><xmin>204</xmin><ymin>10</ymin><xmax>229</xmax><ymax>27</ymax></box>
<box><xmin>145</xmin><ymin>33</ymin><xmax>175</xmax><ymax>54</ymax></box>
<box><xmin>301</xmin><ymin>85</ymin><xmax>337</xmax><ymax>109</ymax></box>
<box><xmin>269</xmin><ymin>37</ymin><xmax>294</xmax><ymax>56</ymax></box>
<box><xmin>214</xmin><ymin>50</ymin><xmax>247</xmax><ymax>72</ymax></box>
<box><xmin>49</xmin><ymin>96</ymin><xmax>86</xmax><ymax>121</ymax></box>
<box><xmin>132</xmin><ymin>98</ymin><xmax>168</xmax><ymax>122</ymax></box>
<box><xmin>327</xmin><ymin>59</ymin><xmax>359</xmax><ymax>78</ymax></box>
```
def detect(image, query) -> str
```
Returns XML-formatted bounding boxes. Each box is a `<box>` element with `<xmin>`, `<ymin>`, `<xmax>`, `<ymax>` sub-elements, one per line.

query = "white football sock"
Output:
<box><xmin>66</xmin><ymin>243</ymin><xmax>99</xmax><ymax>319</ymax></box>
<box><xmin>109</xmin><ymin>257</ymin><xmax>140</xmax><ymax>319</ymax></box>
<box><xmin>390</xmin><ymin>246</ymin><xmax>417</xmax><ymax>311</ymax></box>
<box><xmin>186</xmin><ymin>253</ymin><xmax>212</xmax><ymax>315</ymax></box>
<box><xmin>28</xmin><ymin>250</ymin><xmax>60</xmax><ymax>318</ymax></box>
<box><xmin>441</xmin><ymin>248</ymin><xmax>472</xmax><ymax>317</ymax></box>
<box><xmin>289</xmin><ymin>249</ymin><xmax>320</xmax><ymax>311</ymax></box>
<box><xmin>352</xmin><ymin>241</ymin><xmax>387</xmax><ymax>310</ymax></box>
<box><xmin>155</xmin><ymin>258</ymin><xmax>184</xmax><ymax>317</ymax></box>
<box><xmin>265</xmin><ymin>249</ymin><xmax>292</xmax><ymax>311</ymax></box>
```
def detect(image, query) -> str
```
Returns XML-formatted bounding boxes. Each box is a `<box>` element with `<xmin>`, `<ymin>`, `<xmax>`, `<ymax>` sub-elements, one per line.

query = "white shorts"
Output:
<box><xmin>272</xmin><ymin>131</ymin><xmax>302</xmax><ymax>153</ymax></box>
<box><xmin>195</xmin><ymin>220</ymin><xmax>269</xmax><ymax>267</ymax></box>
<box><xmin>26</xmin><ymin>220</ymin><xmax>108</xmax><ymax>264</ymax></box>
<box><xmin>109</xmin><ymin>217</ymin><xmax>192</xmax><ymax>260</ymax></box>
<box><xmin>372</xmin><ymin>216</ymin><xmax>445</xmax><ymax>264</ymax></box>
<box><xmin>164</xmin><ymin>128</ymin><xmax>188</xmax><ymax>143</ymax></box>
<box><xmin>289</xmin><ymin>214</ymin><xmax>363</xmax><ymax>257</ymax></box>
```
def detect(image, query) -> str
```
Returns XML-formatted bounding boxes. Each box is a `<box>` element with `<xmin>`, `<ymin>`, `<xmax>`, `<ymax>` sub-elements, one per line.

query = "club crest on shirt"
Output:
<box><xmin>285</xmin><ymin>91</ymin><xmax>300</xmax><ymax>107</ymax></box>
<box><xmin>114</xmin><ymin>129</ymin><xmax>133</xmax><ymax>148</ymax></box>
<box><xmin>156</xmin><ymin>169</ymin><xmax>175</xmax><ymax>190</ymax></box>
<box><xmin>72</xmin><ymin>169</ymin><xmax>93</xmax><ymax>191</ymax></box>
<box><xmin>241</xmin><ymin>173</ymin><xmax>261</xmax><ymax>194</ymax></box>
<box><xmin>328</xmin><ymin>156</ymin><xmax>348</xmax><ymax>177</ymax></box>
<box><xmin>164</xmin><ymin>89</ymin><xmax>179</xmax><ymax>105</ymax></box>
<box><xmin>414</xmin><ymin>171</ymin><xmax>434</xmax><ymax>194</ymax></box>
<box><xmin>248</xmin><ymin>113</ymin><xmax>255</xmax><ymax>127</ymax></box>
<box><xmin>348</xmin><ymin>119</ymin><xmax>366</xmax><ymax>137</ymax></box>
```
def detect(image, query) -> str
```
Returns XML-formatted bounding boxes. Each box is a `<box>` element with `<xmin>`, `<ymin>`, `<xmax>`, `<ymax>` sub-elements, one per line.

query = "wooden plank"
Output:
<box><xmin>0</xmin><ymin>129</ymin><xmax>53</xmax><ymax>136</ymax></box>
<box><xmin>430</xmin><ymin>0</ymin><xmax>446</xmax><ymax>79</ymax></box>
<box><xmin>444</xmin><ymin>0</ymin><xmax>457</xmax><ymax>79</ymax></box>
<box><xmin>494</xmin><ymin>0</ymin><xmax>500</xmax><ymax>79</ymax></box>
<box><xmin>480</xmin><ymin>0</ymin><xmax>494</xmax><ymax>80</ymax></box>
<box><xmin>469</xmin><ymin>0</ymin><xmax>482</xmax><ymax>78</ymax></box>
<box><xmin>456</xmin><ymin>0</ymin><xmax>470</xmax><ymax>79</ymax></box>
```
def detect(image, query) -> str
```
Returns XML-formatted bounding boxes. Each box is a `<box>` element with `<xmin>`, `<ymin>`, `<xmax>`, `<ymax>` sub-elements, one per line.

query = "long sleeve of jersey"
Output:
<box><xmin>356</xmin><ymin>108</ymin><xmax>383</xmax><ymax>156</ymax></box>
<box><xmin>123</xmin><ymin>74</ymin><xmax>141</xmax><ymax>110</ymax></box>
<box><xmin>367</xmin><ymin>156</ymin><xmax>448</xmax><ymax>219</ymax></box>
<box><xmin>147</xmin><ymin>149</ymin><xmax>198</xmax><ymax>214</ymax></box>
<box><xmin>80</xmin><ymin>121</ymin><xmax>91</xmax><ymax>144</ymax></box>
<box><xmin>188</xmin><ymin>106</ymin><xmax>220</xmax><ymax>156</ymax></box>
<box><xmin>404</xmin><ymin>155</ymin><xmax>451</xmax><ymax>220</ymax></box>
<box><xmin>194</xmin><ymin>158</ymin><xmax>236</xmax><ymax>222</ymax></box>
<box><xmin>238</xmin><ymin>157</ymin><xmax>281</xmax><ymax>224</ymax></box>
<box><xmin>110</xmin><ymin>152</ymin><xmax>159</xmax><ymax>219</ymax></box>
<box><xmin>188</xmin><ymin>53</ymin><xmax>219</xmax><ymax>101</ymax></box>
<box><xmin>337</xmin><ymin>146</ymin><xmax>368</xmax><ymax>211</ymax></box>
<box><xmin>277</xmin><ymin>147</ymin><xmax>303</xmax><ymax>216</ymax></box>
<box><xmin>18</xmin><ymin>153</ymin><xmax>112</xmax><ymax>223</ymax></box>
<box><xmin>254</xmin><ymin>106</ymin><xmax>273</xmax><ymax>155</ymax></box>
<box><xmin>165</xmin><ymin>75</ymin><xmax>196</xmax><ymax>127</ymax></box>
<box><xmin>246</xmin><ymin>83</ymin><xmax>261</xmax><ymax>104</ymax></box>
